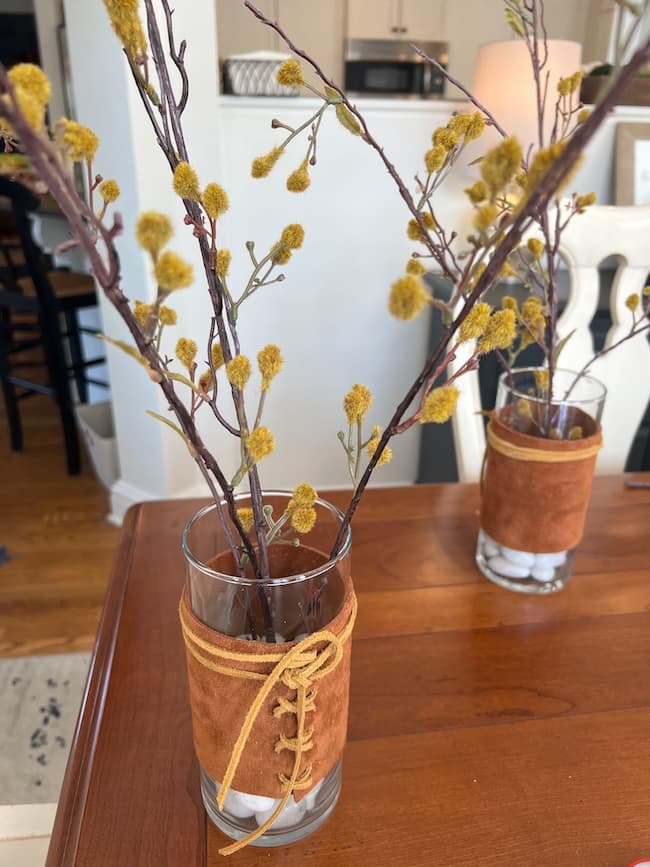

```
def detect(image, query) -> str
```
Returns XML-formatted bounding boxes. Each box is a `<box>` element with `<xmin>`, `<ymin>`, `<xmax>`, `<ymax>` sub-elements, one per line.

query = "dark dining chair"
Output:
<box><xmin>0</xmin><ymin>177</ymin><xmax>107</xmax><ymax>475</ymax></box>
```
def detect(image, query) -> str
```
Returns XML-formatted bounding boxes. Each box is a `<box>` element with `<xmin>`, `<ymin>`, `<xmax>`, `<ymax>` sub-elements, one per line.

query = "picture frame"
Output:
<box><xmin>615</xmin><ymin>122</ymin><xmax>650</xmax><ymax>205</ymax></box>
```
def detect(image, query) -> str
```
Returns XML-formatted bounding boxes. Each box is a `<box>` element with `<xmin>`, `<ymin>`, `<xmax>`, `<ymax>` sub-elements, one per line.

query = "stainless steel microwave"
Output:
<box><xmin>344</xmin><ymin>39</ymin><xmax>448</xmax><ymax>98</ymax></box>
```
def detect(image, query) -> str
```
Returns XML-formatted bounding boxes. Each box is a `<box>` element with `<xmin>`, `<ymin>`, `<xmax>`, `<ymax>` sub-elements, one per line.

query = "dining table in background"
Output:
<box><xmin>46</xmin><ymin>475</ymin><xmax>650</xmax><ymax>866</ymax></box>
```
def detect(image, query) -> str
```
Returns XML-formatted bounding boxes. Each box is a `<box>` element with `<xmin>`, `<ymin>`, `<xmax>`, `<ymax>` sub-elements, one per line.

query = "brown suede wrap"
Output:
<box><xmin>180</xmin><ymin>584</ymin><xmax>354</xmax><ymax>801</ymax></box>
<box><xmin>480</xmin><ymin>411</ymin><xmax>602</xmax><ymax>553</ymax></box>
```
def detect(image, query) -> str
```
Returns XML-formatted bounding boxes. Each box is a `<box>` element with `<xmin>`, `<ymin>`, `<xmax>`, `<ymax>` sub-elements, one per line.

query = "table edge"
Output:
<box><xmin>45</xmin><ymin>505</ymin><xmax>142</xmax><ymax>867</ymax></box>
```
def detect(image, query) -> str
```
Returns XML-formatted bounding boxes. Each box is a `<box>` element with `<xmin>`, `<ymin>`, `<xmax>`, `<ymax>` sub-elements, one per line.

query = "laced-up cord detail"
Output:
<box><xmin>179</xmin><ymin>592</ymin><xmax>357</xmax><ymax>855</ymax></box>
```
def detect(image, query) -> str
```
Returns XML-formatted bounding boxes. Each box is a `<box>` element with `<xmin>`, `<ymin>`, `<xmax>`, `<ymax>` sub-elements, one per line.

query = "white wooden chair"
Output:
<box><xmin>449</xmin><ymin>204</ymin><xmax>650</xmax><ymax>481</ymax></box>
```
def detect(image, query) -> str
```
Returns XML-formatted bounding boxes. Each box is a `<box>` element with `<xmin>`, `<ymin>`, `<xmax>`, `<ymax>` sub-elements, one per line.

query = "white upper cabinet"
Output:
<box><xmin>347</xmin><ymin>0</ymin><xmax>446</xmax><ymax>42</ymax></box>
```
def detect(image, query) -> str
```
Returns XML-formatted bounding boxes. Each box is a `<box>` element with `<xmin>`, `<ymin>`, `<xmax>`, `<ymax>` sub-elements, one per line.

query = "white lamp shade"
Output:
<box><xmin>471</xmin><ymin>39</ymin><xmax>582</xmax><ymax>152</ymax></box>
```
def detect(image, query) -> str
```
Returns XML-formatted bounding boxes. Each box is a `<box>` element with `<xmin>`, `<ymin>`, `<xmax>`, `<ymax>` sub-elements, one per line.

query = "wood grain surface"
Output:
<box><xmin>46</xmin><ymin>476</ymin><xmax>650</xmax><ymax>867</ymax></box>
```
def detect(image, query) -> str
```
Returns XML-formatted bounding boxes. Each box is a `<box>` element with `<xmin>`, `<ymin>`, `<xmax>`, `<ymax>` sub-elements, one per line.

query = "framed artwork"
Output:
<box><xmin>615</xmin><ymin>122</ymin><xmax>650</xmax><ymax>205</ymax></box>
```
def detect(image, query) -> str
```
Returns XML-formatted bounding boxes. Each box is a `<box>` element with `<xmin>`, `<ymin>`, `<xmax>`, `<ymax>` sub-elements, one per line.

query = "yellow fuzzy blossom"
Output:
<box><xmin>236</xmin><ymin>508</ymin><xmax>254</xmax><ymax>531</ymax></box>
<box><xmin>226</xmin><ymin>354</ymin><xmax>251</xmax><ymax>390</ymax></box>
<box><xmin>406</xmin><ymin>258</ymin><xmax>427</xmax><ymax>276</ymax></box>
<box><xmin>343</xmin><ymin>383</ymin><xmax>373</xmax><ymax>424</ymax></box>
<box><xmin>103</xmin><ymin>0</ymin><xmax>147</xmax><ymax>60</ymax></box>
<box><xmin>280</xmin><ymin>224</ymin><xmax>305</xmax><ymax>249</ymax></box>
<box><xmin>432</xmin><ymin>127</ymin><xmax>458</xmax><ymax>150</ymax></box>
<box><xmin>135</xmin><ymin>211</ymin><xmax>173</xmax><ymax>256</ymax></box>
<box><xmin>568</xmin><ymin>426</ymin><xmax>584</xmax><ymax>440</ymax></box>
<box><xmin>424</xmin><ymin>145</ymin><xmax>446</xmax><ymax>173</ymax></box>
<box><xmin>517</xmin><ymin>398</ymin><xmax>532</xmax><ymax>418</ymax></box>
<box><xmin>173</xmin><ymin>161</ymin><xmax>200</xmax><ymax>200</ymax></box>
<box><xmin>520</xmin><ymin>314</ymin><xmax>545</xmax><ymax>349</ymax></box>
<box><xmin>289</xmin><ymin>483</ymin><xmax>318</xmax><ymax>509</ymax></box>
<box><xmin>500</xmin><ymin>260</ymin><xmax>517</xmax><ymax>279</ymax></box>
<box><xmin>366</xmin><ymin>426</ymin><xmax>392</xmax><ymax>466</ymax></box>
<box><xmin>198</xmin><ymin>369</ymin><xmax>213</xmax><ymax>393</ymax></box>
<box><xmin>501</xmin><ymin>296</ymin><xmax>518</xmax><ymax>312</ymax></box>
<box><xmin>202</xmin><ymin>183</ymin><xmax>229</xmax><ymax>219</ymax></box>
<box><xmin>549</xmin><ymin>428</ymin><xmax>563</xmax><ymax>440</ymax></box>
<box><xmin>464</xmin><ymin>112</ymin><xmax>486</xmax><ymax>141</ymax></box>
<box><xmin>480</xmin><ymin>136</ymin><xmax>522</xmax><ymax>196</ymax></box>
<box><xmin>407</xmin><ymin>211</ymin><xmax>435</xmax><ymax>242</ymax></box>
<box><xmin>420</xmin><ymin>385</ymin><xmax>460</xmax><ymax>424</ymax></box>
<box><xmin>467</xmin><ymin>261</ymin><xmax>486</xmax><ymax>291</ymax></box>
<box><xmin>216</xmin><ymin>249</ymin><xmax>231</xmax><ymax>278</ymax></box>
<box><xmin>290</xmin><ymin>506</ymin><xmax>316</xmax><ymax>534</ymax></box>
<box><xmin>626</xmin><ymin>293</ymin><xmax>640</xmax><ymax>312</ymax></box>
<box><xmin>447</xmin><ymin>113</ymin><xmax>472</xmax><ymax>135</ymax></box>
<box><xmin>8</xmin><ymin>64</ymin><xmax>50</xmax><ymax>105</ymax></box>
<box><xmin>577</xmin><ymin>108</ymin><xmax>591</xmax><ymax>124</ymax></box>
<box><xmin>286</xmin><ymin>160</ymin><xmax>310</xmax><ymax>193</ymax></box>
<box><xmin>557</xmin><ymin>71</ymin><xmax>583</xmax><ymax>96</ymax></box>
<box><xmin>251</xmin><ymin>146</ymin><xmax>284</xmax><ymax>178</ymax></box>
<box><xmin>465</xmin><ymin>179</ymin><xmax>489</xmax><ymax>204</ymax></box>
<box><xmin>526</xmin><ymin>141</ymin><xmax>581</xmax><ymax>196</ymax></box>
<box><xmin>474</xmin><ymin>203</ymin><xmax>499</xmax><ymax>231</ymax></box>
<box><xmin>534</xmin><ymin>368</ymin><xmax>550</xmax><ymax>390</ymax></box>
<box><xmin>388</xmin><ymin>274</ymin><xmax>430</xmax><ymax>321</ymax></box>
<box><xmin>575</xmin><ymin>192</ymin><xmax>596</xmax><ymax>213</ymax></box>
<box><xmin>257</xmin><ymin>344</ymin><xmax>283</xmax><ymax>390</ymax></box>
<box><xmin>527</xmin><ymin>237</ymin><xmax>544</xmax><ymax>260</ymax></box>
<box><xmin>5</xmin><ymin>87</ymin><xmax>44</xmax><ymax>132</ymax></box>
<box><xmin>521</xmin><ymin>295</ymin><xmax>543</xmax><ymax>322</ymax></box>
<box><xmin>61</xmin><ymin>120</ymin><xmax>99</xmax><ymax>161</ymax></box>
<box><xmin>154</xmin><ymin>251</ymin><xmax>193</xmax><ymax>292</ymax></box>
<box><xmin>175</xmin><ymin>337</ymin><xmax>197</xmax><ymax>369</ymax></box>
<box><xmin>458</xmin><ymin>302</ymin><xmax>492</xmax><ymax>342</ymax></box>
<box><xmin>159</xmin><ymin>305</ymin><xmax>177</xmax><ymax>326</ymax></box>
<box><xmin>211</xmin><ymin>342</ymin><xmax>225</xmax><ymax>370</ymax></box>
<box><xmin>477</xmin><ymin>309</ymin><xmax>517</xmax><ymax>353</ymax></box>
<box><xmin>99</xmin><ymin>179</ymin><xmax>120</xmax><ymax>203</ymax></box>
<box><xmin>643</xmin><ymin>286</ymin><xmax>650</xmax><ymax>297</ymax></box>
<box><xmin>246</xmin><ymin>426</ymin><xmax>275</xmax><ymax>462</ymax></box>
<box><xmin>276</xmin><ymin>58</ymin><xmax>304</xmax><ymax>87</ymax></box>
<box><xmin>133</xmin><ymin>300</ymin><xmax>153</xmax><ymax>326</ymax></box>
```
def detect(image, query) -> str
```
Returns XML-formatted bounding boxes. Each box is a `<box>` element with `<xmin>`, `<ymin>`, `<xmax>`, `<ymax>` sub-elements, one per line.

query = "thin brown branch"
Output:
<box><xmin>409</xmin><ymin>45</ymin><xmax>508</xmax><ymax>138</ymax></box>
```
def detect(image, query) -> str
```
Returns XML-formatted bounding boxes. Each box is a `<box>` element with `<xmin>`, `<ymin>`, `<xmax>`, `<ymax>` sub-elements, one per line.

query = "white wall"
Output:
<box><xmin>60</xmin><ymin>0</ymin><xmax>650</xmax><ymax>522</ymax></box>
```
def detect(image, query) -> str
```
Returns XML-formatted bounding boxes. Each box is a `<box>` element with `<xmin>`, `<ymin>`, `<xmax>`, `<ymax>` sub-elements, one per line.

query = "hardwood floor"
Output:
<box><xmin>0</xmin><ymin>396</ymin><xmax>119</xmax><ymax>657</ymax></box>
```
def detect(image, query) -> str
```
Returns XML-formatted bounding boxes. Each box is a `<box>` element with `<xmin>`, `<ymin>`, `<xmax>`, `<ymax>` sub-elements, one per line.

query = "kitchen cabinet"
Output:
<box><xmin>346</xmin><ymin>0</ymin><xmax>446</xmax><ymax>42</ymax></box>
<box><xmin>216</xmin><ymin>0</ymin><xmax>345</xmax><ymax>89</ymax></box>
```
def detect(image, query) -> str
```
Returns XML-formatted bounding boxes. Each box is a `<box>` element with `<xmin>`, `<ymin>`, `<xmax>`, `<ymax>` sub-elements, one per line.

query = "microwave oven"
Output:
<box><xmin>345</xmin><ymin>39</ymin><xmax>448</xmax><ymax>98</ymax></box>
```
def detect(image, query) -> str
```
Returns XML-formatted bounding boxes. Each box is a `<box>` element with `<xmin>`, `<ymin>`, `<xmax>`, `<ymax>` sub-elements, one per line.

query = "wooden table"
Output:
<box><xmin>46</xmin><ymin>477</ymin><xmax>650</xmax><ymax>866</ymax></box>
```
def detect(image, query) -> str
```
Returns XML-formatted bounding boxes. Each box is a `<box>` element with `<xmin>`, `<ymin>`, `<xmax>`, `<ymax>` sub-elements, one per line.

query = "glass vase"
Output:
<box><xmin>181</xmin><ymin>491</ymin><xmax>352</xmax><ymax>849</ymax></box>
<box><xmin>476</xmin><ymin>367</ymin><xmax>606</xmax><ymax>594</ymax></box>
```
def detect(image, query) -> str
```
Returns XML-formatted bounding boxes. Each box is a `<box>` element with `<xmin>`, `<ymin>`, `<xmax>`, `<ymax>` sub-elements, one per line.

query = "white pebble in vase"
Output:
<box><xmin>220</xmin><ymin>788</ymin><xmax>257</xmax><ymax>819</ymax></box>
<box><xmin>481</xmin><ymin>533</ymin><xmax>500</xmax><ymax>558</ymax></box>
<box><xmin>487</xmin><ymin>555</ymin><xmax>530</xmax><ymax>579</ymax></box>
<box><xmin>530</xmin><ymin>566</ymin><xmax>557</xmax><ymax>583</ymax></box>
<box><xmin>500</xmin><ymin>546</ymin><xmax>536</xmax><ymax>568</ymax></box>
<box><xmin>255</xmin><ymin>795</ymin><xmax>307</xmax><ymax>829</ymax></box>
<box><xmin>232</xmin><ymin>790</ymin><xmax>280</xmax><ymax>813</ymax></box>
<box><xmin>534</xmin><ymin>551</ymin><xmax>567</xmax><ymax>568</ymax></box>
<box><xmin>304</xmin><ymin>778</ymin><xmax>324</xmax><ymax>811</ymax></box>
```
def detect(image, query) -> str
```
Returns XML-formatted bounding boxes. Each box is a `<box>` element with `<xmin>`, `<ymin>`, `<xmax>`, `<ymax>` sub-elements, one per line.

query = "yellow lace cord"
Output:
<box><xmin>487</xmin><ymin>424</ymin><xmax>602</xmax><ymax>463</ymax></box>
<box><xmin>179</xmin><ymin>593</ymin><xmax>357</xmax><ymax>856</ymax></box>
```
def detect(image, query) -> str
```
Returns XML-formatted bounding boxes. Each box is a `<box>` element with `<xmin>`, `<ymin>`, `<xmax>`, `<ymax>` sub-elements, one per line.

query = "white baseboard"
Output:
<box><xmin>0</xmin><ymin>803</ymin><xmax>57</xmax><ymax>841</ymax></box>
<box><xmin>107</xmin><ymin>479</ymin><xmax>159</xmax><ymax>526</ymax></box>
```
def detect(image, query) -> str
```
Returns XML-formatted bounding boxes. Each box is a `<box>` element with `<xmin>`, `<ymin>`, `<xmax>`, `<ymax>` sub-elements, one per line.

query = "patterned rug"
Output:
<box><xmin>0</xmin><ymin>654</ymin><xmax>90</xmax><ymax>804</ymax></box>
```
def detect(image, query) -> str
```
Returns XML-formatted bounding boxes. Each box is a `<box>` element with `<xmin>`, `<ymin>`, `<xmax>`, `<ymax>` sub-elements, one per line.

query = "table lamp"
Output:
<box><xmin>470</xmin><ymin>38</ymin><xmax>582</xmax><ymax>155</ymax></box>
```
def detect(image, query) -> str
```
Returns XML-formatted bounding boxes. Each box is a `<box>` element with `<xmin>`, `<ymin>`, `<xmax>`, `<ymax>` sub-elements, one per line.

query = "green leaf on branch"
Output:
<box><xmin>324</xmin><ymin>85</ymin><xmax>342</xmax><ymax>104</ymax></box>
<box><xmin>553</xmin><ymin>329</ymin><xmax>576</xmax><ymax>365</ymax></box>
<box><xmin>98</xmin><ymin>333</ymin><xmax>148</xmax><ymax>366</ymax></box>
<box><xmin>504</xmin><ymin>7</ymin><xmax>526</xmax><ymax>37</ymax></box>
<box><xmin>146</xmin><ymin>410</ymin><xmax>196</xmax><ymax>456</ymax></box>
<box><xmin>335</xmin><ymin>103</ymin><xmax>362</xmax><ymax>136</ymax></box>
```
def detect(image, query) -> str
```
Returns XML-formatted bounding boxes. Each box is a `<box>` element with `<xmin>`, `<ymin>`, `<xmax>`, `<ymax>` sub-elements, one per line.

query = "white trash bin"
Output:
<box><xmin>74</xmin><ymin>401</ymin><xmax>119</xmax><ymax>489</ymax></box>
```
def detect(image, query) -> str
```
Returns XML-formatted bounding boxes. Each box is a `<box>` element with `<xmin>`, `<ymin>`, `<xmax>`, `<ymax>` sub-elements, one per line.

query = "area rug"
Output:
<box><xmin>0</xmin><ymin>654</ymin><xmax>90</xmax><ymax>804</ymax></box>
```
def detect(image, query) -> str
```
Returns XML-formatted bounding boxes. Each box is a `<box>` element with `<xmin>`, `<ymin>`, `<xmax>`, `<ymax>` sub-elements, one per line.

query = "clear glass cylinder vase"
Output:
<box><xmin>182</xmin><ymin>491</ymin><xmax>352</xmax><ymax>848</ymax></box>
<box><xmin>476</xmin><ymin>367</ymin><xmax>606</xmax><ymax>594</ymax></box>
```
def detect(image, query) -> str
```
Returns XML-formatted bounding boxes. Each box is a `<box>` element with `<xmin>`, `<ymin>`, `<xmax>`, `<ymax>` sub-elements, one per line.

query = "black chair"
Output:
<box><xmin>0</xmin><ymin>177</ymin><xmax>107</xmax><ymax>475</ymax></box>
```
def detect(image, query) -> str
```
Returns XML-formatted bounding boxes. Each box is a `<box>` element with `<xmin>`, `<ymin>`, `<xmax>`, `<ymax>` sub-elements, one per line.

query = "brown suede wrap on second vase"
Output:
<box><xmin>481</xmin><ymin>408</ymin><xmax>602</xmax><ymax>553</ymax></box>
<box><xmin>179</xmin><ymin>553</ymin><xmax>354</xmax><ymax>803</ymax></box>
